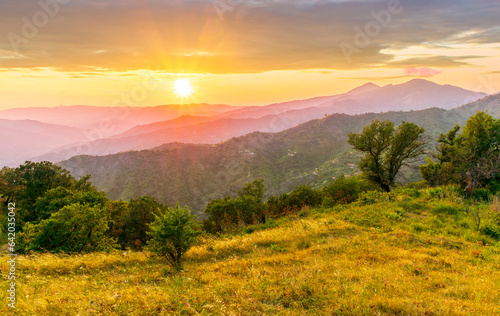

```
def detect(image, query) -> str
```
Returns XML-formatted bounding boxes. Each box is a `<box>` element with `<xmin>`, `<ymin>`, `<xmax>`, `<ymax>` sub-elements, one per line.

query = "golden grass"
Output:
<box><xmin>1</xmin><ymin>206</ymin><xmax>500</xmax><ymax>315</ymax></box>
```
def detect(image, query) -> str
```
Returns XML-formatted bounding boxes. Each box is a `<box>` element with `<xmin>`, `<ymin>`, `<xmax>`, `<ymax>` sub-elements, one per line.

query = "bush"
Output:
<box><xmin>21</xmin><ymin>203</ymin><xmax>115</xmax><ymax>253</ymax></box>
<box><xmin>203</xmin><ymin>195</ymin><xmax>267</xmax><ymax>233</ymax></box>
<box><xmin>405</xmin><ymin>181</ymin><xmax>428</xmax><ymax>190</ymax></box>
<box><xmin>323</xmin><ymin>176</ymin><xmax>376</xmax><ymax>207</ymax></box>
<box><xmin>266</xmin><ymin>186</ymin><xmax>322</xmax><ymax>218</ymax></box>
<box><xmin>287</xmin><ymin>185</ymin><xmax>323</xmax><ymax>208</ymax></box>
<box><xmin>431</xmin><ymin>203</ymin><xmax>461</xmax><ymax>215</ymax></box>
<box><xmin>410</xmin><ymin>222</ymin><xmax>430</xmax><ymax>233</ymax></box>
<box><xmin>480</xmin><ymin>223</ymin><xmax>500</xmax><ymax>239</ymax></box>
<box><xmin>147</xmin><ymin>203</ymin><xmax>201</xmax><ymax>270</ymax></box>
<box><xmin>122</xmin><ymin>196</ymin><xmax>167</xmax><ymax>250</ymax></box>
<box><xmin>468</xmin><ymin>188</ymin><xmax>490</xmax><ymax>202</ymax></box>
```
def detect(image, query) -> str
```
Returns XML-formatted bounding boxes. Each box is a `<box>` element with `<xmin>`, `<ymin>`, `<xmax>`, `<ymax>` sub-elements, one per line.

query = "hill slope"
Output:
<box><xmin>59</xmin><ymin>94</ymin><xmax>500</xmax><ymax>214</ymax></box>
<box><xmin>3</xmin><ymin>187</ymin><xmax>499</xmax><ymax>315</ymax></box>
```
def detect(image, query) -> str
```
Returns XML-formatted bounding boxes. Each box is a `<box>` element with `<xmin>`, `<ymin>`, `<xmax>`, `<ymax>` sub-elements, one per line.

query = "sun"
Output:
<box><xmin>173</xmin><ymin>78</ymin><xmax>194</xmax><ymax>98</ymax></box>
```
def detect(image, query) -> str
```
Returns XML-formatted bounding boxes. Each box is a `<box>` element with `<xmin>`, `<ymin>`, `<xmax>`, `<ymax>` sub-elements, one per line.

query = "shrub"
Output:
<box><xmin>266</xmin><ymin>186</ymin><xmax>322</xmax><ymax>218</ymax></box>
<box><xmin>287</xmin><ymin>185</ymin><xmax>323</xmax><ymax>208</ymax></box>
<box><xmin>203</xmin><ymin>195</ymin><xmax>267</xmax><ymax>233</ymax></box>
<box><xmin>147</xmin><ymin>203</ymin><xmax>201</xmax><ymax>270</ymax></box>
<box><xmin>323</xmin><ymin>176</ymin><xmax>376</xmax><ymax>207</ymax></box>
<box><xmin>480</xmin><ymin>223</ymin><xmax>500</xmax><ymax>239</ymax></box>
<box><xmin>410</xmin><ymin>222</ymin><xmax>429</xmax><ymax>233</ymax></box>
<box><xmin>122</xmin><ymin>196</ymin><xmax>167</xmax><ymax>250</ymax></box>
<box><xmin>22</xmin><ymin>203</ymin><xmax>114</xmax><ymax>253</ymax></box>
<box><xmin>431</xmin><ymin>203</ymin><xmax>461</xmax><ymax>215</ymax></box>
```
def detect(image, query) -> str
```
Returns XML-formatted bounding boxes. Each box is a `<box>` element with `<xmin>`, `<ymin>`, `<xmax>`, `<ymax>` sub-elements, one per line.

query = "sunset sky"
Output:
<box><xmin>1</xmin><ymin>0</ymin><xmax>500</xmax><ymax>109</ymax></box>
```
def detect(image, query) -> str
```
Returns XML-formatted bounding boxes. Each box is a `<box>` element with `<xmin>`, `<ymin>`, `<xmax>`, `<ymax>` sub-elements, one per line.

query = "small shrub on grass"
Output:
<box><xmin>480</xmin><ymin>223</ymin><xmax>500</xmax><ymax>239</ymax></box>
<box><xmin>410</xmin><ymin>222</ymin><xmax>429</xmax><ymax>233</ymax></box>
<box><xmin>295</xmin><ymin>239</ymin><xmax>312</xmax><ymax>250</ymax></box>
<box><xmin>469</xmin><ymin>188</ymin><xmax>490</xmax><ymax>202</ymax></box>
<box><xmin>431</xmin><ymin>203</ymin><xmax>461</xmax><ymax>215</ymax></box>
<box><xmin>404</xmin><ymin>181</ymin><xmax>428</xmax><ymax>190</ymax></box>
<box><xmin>146</xmin><ymin>203</ymin><xmax>201</xmax><ymax>271</ymax></box>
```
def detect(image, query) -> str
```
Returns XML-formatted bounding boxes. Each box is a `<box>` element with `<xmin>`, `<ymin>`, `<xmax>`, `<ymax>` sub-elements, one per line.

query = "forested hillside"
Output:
<box><xmin>60</xmin><ymin>94</ymin><xmax>500</xmax><ymax>214</ymax></box>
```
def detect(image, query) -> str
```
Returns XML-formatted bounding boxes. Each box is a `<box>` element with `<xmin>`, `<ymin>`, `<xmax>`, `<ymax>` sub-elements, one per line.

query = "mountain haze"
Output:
<box><xmin>59</xmin><ymin>93</ymin><xmax>500</xmax><ymax>216</ymax></box>
<box><xmin>32</xmin><ymin>80</ymin><xmax>488</xmax><ymax>163</ymax></box>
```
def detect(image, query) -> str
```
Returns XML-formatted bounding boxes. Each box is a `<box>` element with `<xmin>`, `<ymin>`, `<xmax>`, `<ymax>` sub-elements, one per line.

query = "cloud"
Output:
<box><xmin>403</xmin><ymin>67</ymin><xmax>441</xmax><ymax>76</ymax></box>
<box><xmin>0</xmin><ymin>0</ymin><xmax>499</xmax><ymax>74</ymax></box>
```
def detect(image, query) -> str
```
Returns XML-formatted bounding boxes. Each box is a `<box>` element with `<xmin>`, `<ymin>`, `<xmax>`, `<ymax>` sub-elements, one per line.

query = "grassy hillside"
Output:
<box><xmin>60</xmin><ymin>94</ymin><xmax>500</xmax><ymax>214</ymax></box>
<box><xmin>2</xmin><ymin>186</ymin><xmax>499</xmax><ymax>315</ymax></box>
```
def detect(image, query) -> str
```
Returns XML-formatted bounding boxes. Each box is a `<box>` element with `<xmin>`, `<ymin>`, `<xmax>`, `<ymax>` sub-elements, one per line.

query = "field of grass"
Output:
<box><xmin>2</xmin><ymin>187</ymin><xmax>500</xmax><ymax>315</ymax></box>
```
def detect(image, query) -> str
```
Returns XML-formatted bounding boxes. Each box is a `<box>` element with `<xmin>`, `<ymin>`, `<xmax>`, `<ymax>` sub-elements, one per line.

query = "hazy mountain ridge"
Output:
<box><xmin>0</xmin><ymin>103</ymin><xmax>241</xmax><ymax>132</ymax></box>
<box><xmin>29</xmin><ymin>80</ymin><xmax>489</xmax><ymax>163</ymax></box>
<box><xmin>0</xmin><ymin>119</ymin><xmax>90</xmax><ymax>167</ymax></box>
<box><xmin>0</xmin><ymin>80</ymin><xmax>490</xmax><ymax>168</ymax></box>
<box><xmin>59</xmin><ymin>94</ymin><xmax>500</xmax><ymax>215</ymax></box>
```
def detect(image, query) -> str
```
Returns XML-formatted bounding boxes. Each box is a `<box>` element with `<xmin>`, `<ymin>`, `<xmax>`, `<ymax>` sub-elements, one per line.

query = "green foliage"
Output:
<box><xmin>267</xmin><ymin>185</ymin><xmax>323</xmax><ymax>218</ymax></box>
<box><xmin>104</xmin><ymin>200</ymin><xmax>129</xmax><ymax>246</ymax></box>
<box><xmin>348</xmin><ymin>120</ymin><xmax>427</xmax><ymax>192</ymax></box>
<box><xmin>285</xmin><ymin>185</ymin><xmax>323</xmax><ymax>209</ymax></box>
<box><xmin>32</xmin><ymin>187</ymin><xmax>108</xmax><ymax>225</ymax></box>
<box><xmin>238</xmin><ymin>179</ymin><xmax>265</xmax><ymax>199</ymax></box>
<box><xmin>431</xmin><ymin>203</ymin><xmax>461</xmax><ymax>215</ymax></box>
<box><xmin>203</xmin><ymin>180</ymin><xmax>268</xmax><ymax>233</ymax></box>
<box><xmin>122</xmin><ymin>196</ymin><xmax>167</xmax><ymax>250</ymax></box>
<box><xmin>419</xmin><ymin>158</ymin><xmax>444</xmax><ymax>186</ymax></box>
<box><xmin>1</xmin><ymin>161</ymin><xmax>78</xmax><ymax>228</ymax></box>
<box><xmin>323</xmin><ymin>175</ymin><xmax>376</xmax><ymax>206</ymax></box>
<box><xmin>20</xmin><ymin>203</ymin><xmax>114</xmax><ymax>253</ymax></box>
<box><xmin>424</xmin><ymin>112</ymin><xmax>500</xmax><ymax>196</ymax></box>
<box><xmin>203</xmin><ymin>195</ymin><xmax>267</xmax><ymax>233</ymax></box>
<box><xmin>146</xmin><ymin>203</ymin><xmax>201</xmax><ymax>270</ymax></box>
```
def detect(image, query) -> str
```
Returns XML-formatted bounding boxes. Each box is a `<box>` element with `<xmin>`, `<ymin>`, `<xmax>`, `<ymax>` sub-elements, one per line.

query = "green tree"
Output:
<box><xmin>238</xmin><ymin>179</ymin><xmax>265</xmax><ymax>199</ymax></box>
<box><xmin>105</xmin><ymin>200</ymin><xmax>129</xmax><ymax>249</ymax></box>
<box><xmin>123</xmin><ymin>196</ymin><xmax>167</xmax><ymax>250</ymax></box>
<box><xmin>0</xmin><ymin>161</ymin><xmax>78</xmax><ymax>228</ymax></box>
<box><xmin>203</xmin><ymin>180</ymin><xmax>268</xmax><ymax>233</ymax></box>
<box><xmin>20</xmin><ymin>203</ymin><xmax>114</xmax><ymax>253</ymax></box>
<box><xmin>31</xmin><ymin>187</ymin><xmax>108</xmax><ymax>225</ymax></box>
<box><xmin>348</xmin><ymin>120</ymin><xmax>427</xmax><ymax>192</ymax></box>
<box><xmin>323</xmin><ymin>175</ymin><xmax>376</xmax><ymax>206</ymax></box>
<box><xmin>147</xmin><ymin>203</ymin><xmax>201</xmax><ymax>270</ymax></box>
<box><xmin>427</xmin><ymin>112</ymin><xmax>500</xmax><ymax>194</ymax></box>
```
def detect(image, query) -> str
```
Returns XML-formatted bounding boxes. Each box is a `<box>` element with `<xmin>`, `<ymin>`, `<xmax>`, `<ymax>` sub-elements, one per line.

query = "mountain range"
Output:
<box><xmin>58</xmin><ymin>93</ymin><xmax>500</xmax><ymax>216</ymax></box>
<box><xmin>0</xmin><ymin>79</ymin><xmax>488</xmax><ymax>167</ymax></box>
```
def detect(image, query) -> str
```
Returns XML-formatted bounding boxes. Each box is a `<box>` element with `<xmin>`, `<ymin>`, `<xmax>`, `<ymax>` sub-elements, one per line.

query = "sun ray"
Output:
<box><xmin>173</xmin><ymin>78</ymin><xmax>194</xmax><ymax>98</ymax></box>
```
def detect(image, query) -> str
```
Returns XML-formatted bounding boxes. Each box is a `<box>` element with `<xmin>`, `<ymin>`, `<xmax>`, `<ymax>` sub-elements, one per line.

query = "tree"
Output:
<box><xmin>122</xmin><ymin>196</ymin><xmax>167</xmax><ymax>250</ymax></box>
<box><xmin>323</xmin><ymin>175</ymin><xmax>376</xmax><ymax>206</ymax></box>
<box><xmin>146</xmin><ymin>203</ymin><xmax>201</xmax><ymax>271</ymax></box>
<box><xmin>20</xmin><ymin>203</ymin><xmax>114</xmax><ymax>253</ymax></box>
<box><xmin>31</xmin><ymin>187</ymin><xmax>108</xmax><ymax>225</ymax></box>
<box><xmin>348</xmin><ymin>120</ymin><xmax>427</xmax><ymax>192</ymax></box>
<box><xmin>421</xmin><ymin>112</ymin><xmax>500</xmax><ymax>195</ymax></box>
<box><xmin>0</xmin><ymin>161</ymin><xmax>77</xmax><ymax>228</ymax></box>
<box><xmin>105</xmin><ymin>200</ymin><xmax>129</xmax><ymax>249</ymax></box>
<box><xmin>459</xmin><ymin>112</ymin><xmax>500</xmax><ymax>194</ymax></box>
<box><xmin>203</xmin><ymin>180</ymin><xmax>268</xmax><ymax>233</ymax></box>
<box><xmin>238</xmin><ymin>179</ymin><xmax>265</xmax><ymax>199</ymax></box>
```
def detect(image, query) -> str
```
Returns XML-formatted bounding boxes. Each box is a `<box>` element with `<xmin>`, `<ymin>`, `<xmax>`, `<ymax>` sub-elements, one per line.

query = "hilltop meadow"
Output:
<box><xmin>1</xmin><ymin>186</ymin><xmax>500</xmax><ymax>315</ymax></box>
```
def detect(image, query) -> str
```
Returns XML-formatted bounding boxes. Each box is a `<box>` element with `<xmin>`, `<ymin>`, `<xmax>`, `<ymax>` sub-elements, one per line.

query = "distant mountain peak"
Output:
<box><xmin>347</xmin><ymin>82</ymin><xmax>381</xmax><ymax>95</ymax></box>
<box><xmin>403</xmin><ymin>78</ymin><xmax>440</xmax><ymax>86</ymax></box>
